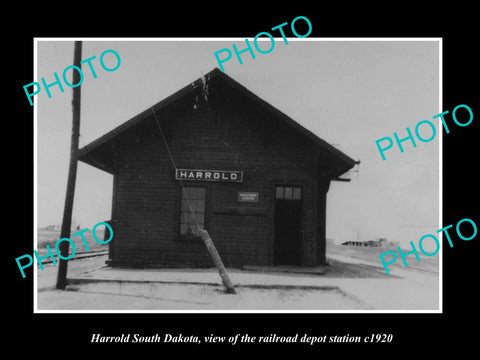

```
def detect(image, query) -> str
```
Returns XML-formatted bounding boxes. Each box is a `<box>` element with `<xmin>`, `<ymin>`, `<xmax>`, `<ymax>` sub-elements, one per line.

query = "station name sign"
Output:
<box><xmin>175</xmin><ymin>169</ymin><xmax>243</xmax><ymax>182</ymax></box>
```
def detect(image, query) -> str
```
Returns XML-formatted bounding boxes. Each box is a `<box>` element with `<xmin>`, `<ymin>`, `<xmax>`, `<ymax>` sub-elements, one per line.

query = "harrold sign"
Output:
<box><xmin>175</xmin><ymin>169</ymin><xmax>243</xmax><ymax>182</ymax></box>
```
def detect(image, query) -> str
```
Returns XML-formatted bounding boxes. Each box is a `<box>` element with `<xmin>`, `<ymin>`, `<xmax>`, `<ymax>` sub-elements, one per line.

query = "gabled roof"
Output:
<box><xmin>78</xmin><ymin>68</ymin><xmax>358</xmax><ymax>174</ymax></box>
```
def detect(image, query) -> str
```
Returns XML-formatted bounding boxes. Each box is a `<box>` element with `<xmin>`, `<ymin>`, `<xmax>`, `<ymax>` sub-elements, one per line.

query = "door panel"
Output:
<box><xmin>274</xmin><ymin>198</ymin><xmax>302</xmax><ymax>265</ymax></box>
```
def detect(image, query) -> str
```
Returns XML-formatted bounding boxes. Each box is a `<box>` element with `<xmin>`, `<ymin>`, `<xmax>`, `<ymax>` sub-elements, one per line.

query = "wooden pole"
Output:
<box><xmin>56</xmin><ymin>41</ymin><xmax>82</xmax><ymax>290</ymax></box>
<box><xmin>198</xmin><ymin>229</ymin><xmax>236</xmax><ymax>294</ymax></box>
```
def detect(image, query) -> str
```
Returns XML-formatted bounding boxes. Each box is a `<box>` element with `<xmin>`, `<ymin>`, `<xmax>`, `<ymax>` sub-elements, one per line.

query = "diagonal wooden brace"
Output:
<box><xmin>198</xmin><ymin>228</ymin><xmax>236</xmax><ymax>294</ymax></box>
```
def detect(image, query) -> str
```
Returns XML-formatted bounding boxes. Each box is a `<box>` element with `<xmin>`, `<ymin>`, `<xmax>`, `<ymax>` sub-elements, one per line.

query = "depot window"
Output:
<box><xmin>275</xmin><ymin>186</ymin><xmax>302</xmax><ymax>200</ymax></box>
<box><xmin>179</xmin><ymin>186</ymin><xmax>206</xmax><ymax>237</ymax></box>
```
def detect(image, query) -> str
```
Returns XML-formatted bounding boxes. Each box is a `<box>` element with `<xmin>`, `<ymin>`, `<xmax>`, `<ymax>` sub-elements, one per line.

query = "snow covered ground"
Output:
<box><xmin>34</xmin><ymin>243</ymin><xmax>439</xmax><ymax>312</ymax></box>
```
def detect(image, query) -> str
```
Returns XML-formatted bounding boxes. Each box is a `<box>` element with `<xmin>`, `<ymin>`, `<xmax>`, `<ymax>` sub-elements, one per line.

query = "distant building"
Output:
<box><xmin>341</xmin><ymin>241</ymin><xmax>364</xmax><ymax>247</ymax></box>
<box><xmin>341</xmin><ymin>238</ymin><xmax>388</xmax><ymax>247</ymax></box>
<box><xmin>45</xmin><ymin>223</ymin><xmax>81</xmax><ymax>231</ymax></box>
<box><xmin>363</xmin><ymin>240</ymin><xmax>382</xmax><ymax>247</ymax></box>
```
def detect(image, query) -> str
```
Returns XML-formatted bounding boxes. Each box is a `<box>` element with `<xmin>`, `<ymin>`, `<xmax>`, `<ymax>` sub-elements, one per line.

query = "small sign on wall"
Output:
<box><xmin>238</xmin><ymin>191</ymin><xmax>259</xmax><ymax>202</ymax></box>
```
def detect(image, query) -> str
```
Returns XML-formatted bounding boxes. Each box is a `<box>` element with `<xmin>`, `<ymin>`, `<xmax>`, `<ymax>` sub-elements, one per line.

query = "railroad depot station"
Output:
<box><xmin>78</xmin><ymin>68</ymin><xmax>358</xmax><ymax>268</ymax></box>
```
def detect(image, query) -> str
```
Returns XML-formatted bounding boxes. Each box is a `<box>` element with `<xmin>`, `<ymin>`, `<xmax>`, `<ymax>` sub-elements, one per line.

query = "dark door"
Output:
<box><xmin>274</xmin><ymin>186</ymin><xmax>303</xmax><ymax>265</ymax></box>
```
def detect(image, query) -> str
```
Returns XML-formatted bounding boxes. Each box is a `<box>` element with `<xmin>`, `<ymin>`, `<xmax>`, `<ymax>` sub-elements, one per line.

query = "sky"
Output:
<box><xmin>36</xmin><ymin>38</ymin><xmax>440</xmax><ymax>248</ymax></box>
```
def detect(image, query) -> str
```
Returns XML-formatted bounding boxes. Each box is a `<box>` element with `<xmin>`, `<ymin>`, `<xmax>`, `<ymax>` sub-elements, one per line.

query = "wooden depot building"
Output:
<box><xmin>78</xmin><ymin>68</ymin><xmax>358</xmax><ymax>268</ymax></box>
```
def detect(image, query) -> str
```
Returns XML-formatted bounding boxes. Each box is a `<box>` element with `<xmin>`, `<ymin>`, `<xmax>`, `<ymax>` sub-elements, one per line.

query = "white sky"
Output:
<box><xmin>36</xmin><ymin>39</ymin><xmax>440</xmax><ymax>247</ymax></box>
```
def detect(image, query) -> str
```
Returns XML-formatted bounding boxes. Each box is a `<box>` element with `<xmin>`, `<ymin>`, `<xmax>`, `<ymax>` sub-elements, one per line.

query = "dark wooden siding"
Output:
<box><xmin>108</xmin><ymin>79</ymin><xmax>326</xmax><ymax>268</ymax></box>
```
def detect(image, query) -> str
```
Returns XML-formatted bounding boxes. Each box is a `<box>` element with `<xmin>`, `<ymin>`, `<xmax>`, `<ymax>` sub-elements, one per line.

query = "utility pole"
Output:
<box><xmin>56</xmin><ymin>41</ymin><xmax>82</xmax><ymax>290</ymax></box>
